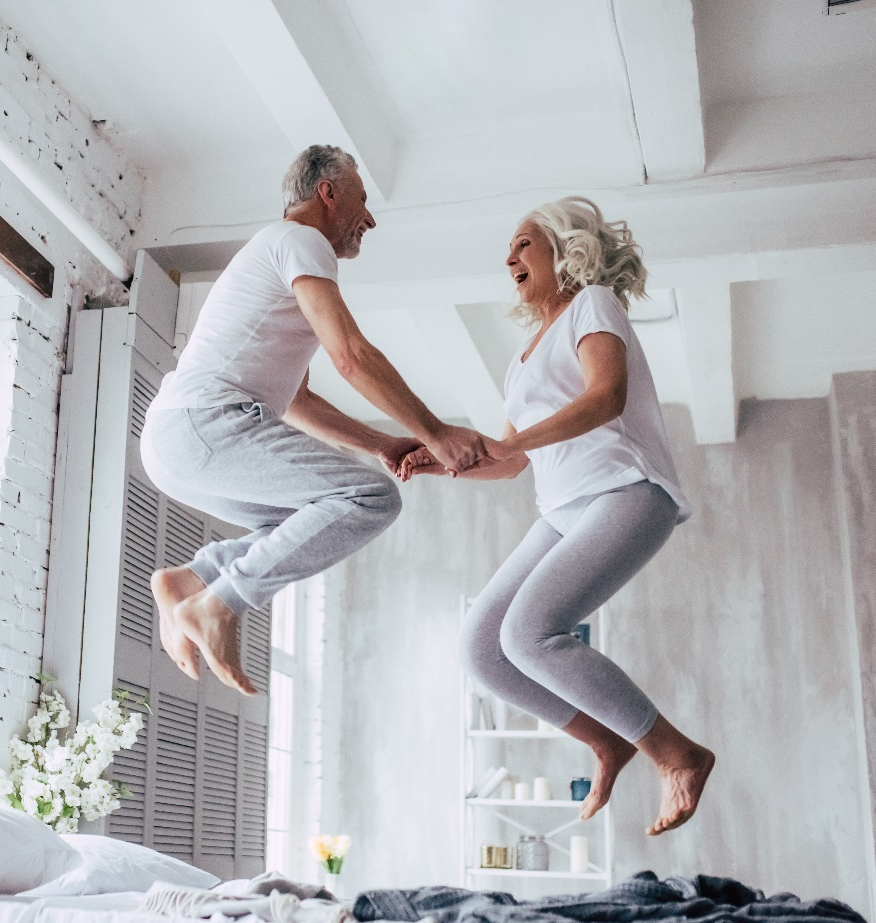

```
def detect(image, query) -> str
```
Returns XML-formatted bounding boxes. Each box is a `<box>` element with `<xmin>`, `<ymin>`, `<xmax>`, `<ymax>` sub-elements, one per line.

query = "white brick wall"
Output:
<box><xmin>0</xmin><ymin>25</ymin><xmax>145</xmax><ymax>262</ymax></box>
<box><xmin>0</xmin><ymin>18</ymin><xmax>146</xmax><ymax>768</ymax></box>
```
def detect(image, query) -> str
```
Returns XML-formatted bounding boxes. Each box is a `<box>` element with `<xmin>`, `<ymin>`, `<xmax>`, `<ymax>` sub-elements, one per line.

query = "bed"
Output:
<box><xmin>0</xmin><ymin>807</ymin><xmax>867</xmax><ymax>923</ymax></box>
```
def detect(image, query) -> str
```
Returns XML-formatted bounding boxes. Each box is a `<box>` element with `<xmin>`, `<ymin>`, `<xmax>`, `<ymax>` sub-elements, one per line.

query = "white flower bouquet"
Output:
<box><xmin>0</xmin><ymin>682</ymin><xmax>145</xmax><ymax>833</ymax></box>
<box><xmin>309</xmin><ymin>834</ymin><xmax>351</xmax><ymax>875</ymax></box>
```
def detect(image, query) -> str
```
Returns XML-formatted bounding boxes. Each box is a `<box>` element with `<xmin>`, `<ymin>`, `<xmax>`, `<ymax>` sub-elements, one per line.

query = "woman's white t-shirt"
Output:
<box><xmin>504</xmin><ymin>285</ymin><xmax>691</xmax><ymax>522</ymax></box>
<box><xmin>150</xmin><ymin>221</ymin><xmax>338</xmax><ymax>420</ymax></box>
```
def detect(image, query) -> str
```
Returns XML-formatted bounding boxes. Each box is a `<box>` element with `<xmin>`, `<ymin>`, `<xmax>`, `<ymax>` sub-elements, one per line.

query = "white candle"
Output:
<box><xmin>514</xmin><ymin>782</ymin><xmax>531</xmax><ymax>801</ymax></box>
<box><xmin>570</xmin><ymin>835</ymin><xmax>589</xmax><ymax>874</ymax></box>
<box><xmin>533</xmin><ymin>777</ymin><xmax>552</xmax><ymax>800</ymax></box>
<box><xmin>499</xmin><ymin>779</ymin><xmax>515</xmax><ymax>800</ymax></box>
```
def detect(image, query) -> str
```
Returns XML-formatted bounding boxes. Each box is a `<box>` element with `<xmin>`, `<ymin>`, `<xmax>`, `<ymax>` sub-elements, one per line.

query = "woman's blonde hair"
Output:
<box><xmin>510</xmin><ymin>196</ymin><xmax>647</xmax><ymax>326</ymax></box>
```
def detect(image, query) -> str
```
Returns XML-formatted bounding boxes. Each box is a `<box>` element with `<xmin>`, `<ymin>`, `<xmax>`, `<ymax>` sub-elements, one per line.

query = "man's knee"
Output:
<box><xmin>363</xmin><ymin>471</ymin><xmax>402</xmax><ymax>530</ymax></box>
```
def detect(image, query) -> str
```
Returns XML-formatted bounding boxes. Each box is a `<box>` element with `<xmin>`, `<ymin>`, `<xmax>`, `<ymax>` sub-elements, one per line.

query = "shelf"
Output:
<box><xmin>466</xmin><ymin>867</ymin><xmax>608</xmax><ymax>880</ymax></box>
<box><xmin>467</xmin><ymin>799</ymin><xmax>583</xmax><ymax>808</ymax></box>
<box><xmin>468</xmin><ymin>730</ymin><xmax>568</xmax><ymax>738</ymax></box>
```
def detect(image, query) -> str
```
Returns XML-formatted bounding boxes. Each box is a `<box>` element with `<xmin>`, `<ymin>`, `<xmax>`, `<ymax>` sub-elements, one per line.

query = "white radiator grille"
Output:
<box><xmin>202</xmin><ymin>708</ymin><xmax>239</xmax><ymax>857</ymax></box>
<box><xmin>241</xmin><ymin>721</ymin><xmax>268</xmax><ymax>857</ymax></box>
<box><xmin>120</xmin><ymin>477</ymin><xmax>158</xmax><ymax>645</ymax></box>
<box><xmin>107</xmin><ymin>680</ymin><xmax>150</xmax><ymax>843</ymax></box>
<box><xmin>130</xmin><ymin>373</ymin><xmax>157</xmax><ymax>439</ymax></box>
<box><xmin>154</xmin><ymin>693</ymin><xmax>197</xmax><ymax>860</ymax></box>
<box><xmin>164</xmin><ymin>501</ymin><xmax>204</xmax><ymax>568</ymax></box>
<box><xmin>245</xmin><ymin>603</ymin><xmax>272</xmax><ymax>693</ymax></box>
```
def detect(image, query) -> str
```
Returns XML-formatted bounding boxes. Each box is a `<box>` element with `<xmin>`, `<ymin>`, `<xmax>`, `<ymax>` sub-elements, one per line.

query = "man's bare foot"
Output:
<box><xmin>174</xmin><ymin>588</ymin><xmax>258</xmax><ymax>696</ymax></box>
<box><xmin>579</xmin><ymin>737</ymin><xmax>638</xmax><ymax>822</ymax></box>
<box><xmin>151</xmin><ymin>567</ymin><xmax>206</xmax><ymax>680</ymax></box>
<box><xmin>646</xmin><ymin>745</ymin><xmax>715</xmax><ymax>836</ymax></box>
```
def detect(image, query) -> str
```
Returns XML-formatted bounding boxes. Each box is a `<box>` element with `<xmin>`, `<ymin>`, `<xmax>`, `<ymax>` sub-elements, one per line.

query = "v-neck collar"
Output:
<box><xmin>519</xmin><ymin>303</ymin><xmax>573</xmax><ymax>365</ymax></box>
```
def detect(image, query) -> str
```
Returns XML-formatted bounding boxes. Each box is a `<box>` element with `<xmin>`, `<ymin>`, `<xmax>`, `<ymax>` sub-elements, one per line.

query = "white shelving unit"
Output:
<box><xmin>459</xmin><ymin>597</ymin><xmax>613</xmax><ymax>895</ymax></box>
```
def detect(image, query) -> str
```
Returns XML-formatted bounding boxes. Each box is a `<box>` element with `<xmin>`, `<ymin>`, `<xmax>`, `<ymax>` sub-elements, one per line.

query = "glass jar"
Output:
<box><xmin>515</xmin><ymin>834</ymin><xmax>549</xmax><ymax>871</ymax></box>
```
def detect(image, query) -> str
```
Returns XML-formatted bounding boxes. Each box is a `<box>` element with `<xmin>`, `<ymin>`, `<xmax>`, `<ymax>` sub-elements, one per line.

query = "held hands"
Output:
<box><xmin>397</xmin><ymin>446</ymin><xmax>447</xmax><ymax>482</ymax></box>
<box><xmin>376</xmin><ymin>436</ymin><xmax>427</xmax><ymax>476</ymax></box>
<box><xmin>396</xmin><ymin>432</ymin><xmax>511</xmax><ymax>481</ymax></box>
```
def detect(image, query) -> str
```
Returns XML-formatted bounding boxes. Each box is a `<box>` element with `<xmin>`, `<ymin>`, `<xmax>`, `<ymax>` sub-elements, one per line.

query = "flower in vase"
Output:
<box><xmin>309</xmin><ymin>834</ymin><xmax>351</xmax><ymax>874</ymax></box>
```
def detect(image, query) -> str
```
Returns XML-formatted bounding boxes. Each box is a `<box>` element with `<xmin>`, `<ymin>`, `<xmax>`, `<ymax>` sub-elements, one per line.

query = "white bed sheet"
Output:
<box><xmin>0</xmin><ymin>892</ymin><xmax>241</xmax><ymax>923</ymax></box>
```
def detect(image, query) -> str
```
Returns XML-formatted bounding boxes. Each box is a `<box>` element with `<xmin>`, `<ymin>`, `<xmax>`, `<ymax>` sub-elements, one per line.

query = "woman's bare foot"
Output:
<box><xmin>150</xmin><ymin>567</ymin><xmax>205</xmax><ymax>680</ymax></box>
<box><xmin>646</xmin><ymin>745</ymin><xmax>715</xmax><ymax>835</ymax></box>
<box><xmin>174</xmin><ymin>589</ymin><xmax>258</xmax><ymax>696</ymax></box>
<box><xmin>635</xmin><ymin>714</ymin><xmax>714</xmax><ymax>836</ymax></box>
<box><xmin>561</xmin><ymin>711</ymin><xmax>638</xmax><ymax>821</ymax></box>
<box><xmin>579</xmin><ymin>737</ymin><xmax>638</xmax><ymax>821</ymax></box>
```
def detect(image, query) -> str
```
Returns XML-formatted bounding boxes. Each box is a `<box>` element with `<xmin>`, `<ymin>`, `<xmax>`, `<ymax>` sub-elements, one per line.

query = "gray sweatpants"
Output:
<box><xmin>140</xmin><ymin>402</ymin><xmax>401</xmax><ymax>617</ymax></box>
<box><xmin>459</xmin><ymin>480</ymin><xmax>677</xmax><ymax>742</ymax></box>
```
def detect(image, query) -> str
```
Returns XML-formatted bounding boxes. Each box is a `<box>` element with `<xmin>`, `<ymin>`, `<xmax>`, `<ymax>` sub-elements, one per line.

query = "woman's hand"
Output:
<box><xmin>397</xmin><ymin>447</ymin><xmax>449</xmax><ymax>482</ymax></box>
<box><xmin>376</xmin><ymin>436</ymin><xmax>424</xmax><ymax>476</ymax></box>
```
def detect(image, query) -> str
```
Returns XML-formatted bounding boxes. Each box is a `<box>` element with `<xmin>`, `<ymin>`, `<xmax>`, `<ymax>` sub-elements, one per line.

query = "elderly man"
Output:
<box><xmin>141</xmin><ymin>144</ymin><xmax>488</xmax><ymax>695</ymax></box>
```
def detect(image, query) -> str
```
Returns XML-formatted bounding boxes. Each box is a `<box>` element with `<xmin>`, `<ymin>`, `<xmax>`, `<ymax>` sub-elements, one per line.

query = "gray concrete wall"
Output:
<box><xmin>321</xmin><ymin>397</ymin><xmax>869</xmax><ymax>912</ymax></box>
<box><xmin>320</xmin><ymin>468</ymin><xmax>538</xmax><ymax>892</ymax></box>
<box><xmin>605</xmin><ymin>400</ymin><xmax>867</xmax><ymax>910</ymax></box>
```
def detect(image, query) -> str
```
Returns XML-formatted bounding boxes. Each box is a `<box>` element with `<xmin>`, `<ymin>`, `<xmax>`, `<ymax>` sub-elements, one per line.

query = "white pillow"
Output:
<box><xmin>0</xmin><ymin>804</ymin><xmax>81</xmax><ymax>894</ymax></box>
<box><xmin>21</xmin><ymin>835</ymin><xmax>219</xmax><ymax>896</ymax></box>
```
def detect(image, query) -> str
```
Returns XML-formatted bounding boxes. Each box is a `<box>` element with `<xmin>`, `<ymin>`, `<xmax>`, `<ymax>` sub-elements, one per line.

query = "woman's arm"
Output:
<box><xmin>496</xmin><ymin>331</ymin><xmax>627</xmax><ymax>457</ymax></box>
<box><xmin>399</xmin><ymin>420</ymin><xmax>529</xmax><ymax>482</ymax></box>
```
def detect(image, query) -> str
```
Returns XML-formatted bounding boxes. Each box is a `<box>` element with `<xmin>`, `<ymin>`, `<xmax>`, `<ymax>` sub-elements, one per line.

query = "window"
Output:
<box><xmin>266</xmin><ymin>583</ymin><xmax>299</xmax><ymax>874</ymax></box>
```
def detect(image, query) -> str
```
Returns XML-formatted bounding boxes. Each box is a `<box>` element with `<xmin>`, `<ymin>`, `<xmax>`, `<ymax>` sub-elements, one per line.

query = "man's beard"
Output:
<box><xmin>341</xmin><ymin>230</ymin><xmax>361</xmax><ymax>258</ymax></box>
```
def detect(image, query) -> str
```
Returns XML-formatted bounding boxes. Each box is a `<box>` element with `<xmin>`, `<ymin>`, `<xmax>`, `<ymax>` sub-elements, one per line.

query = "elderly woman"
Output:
<box><xmin>399</xmin><ymin>197</ymin><xmax>713</xmax><ymax>835</ymax></box>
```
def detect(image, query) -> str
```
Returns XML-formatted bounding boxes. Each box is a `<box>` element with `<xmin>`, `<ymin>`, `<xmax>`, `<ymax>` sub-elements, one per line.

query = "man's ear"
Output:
<box><xmin>316</xmin><ymin>178</ymin><xmax>336</xmax><ymax>208</ymax></box>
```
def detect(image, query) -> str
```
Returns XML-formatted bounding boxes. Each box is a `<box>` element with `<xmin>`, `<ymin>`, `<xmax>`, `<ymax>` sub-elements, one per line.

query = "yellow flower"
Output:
<box><xmin>309</xmin><ymin>834</ymin><xmax>351</xmax><ymax>868</ymax></box>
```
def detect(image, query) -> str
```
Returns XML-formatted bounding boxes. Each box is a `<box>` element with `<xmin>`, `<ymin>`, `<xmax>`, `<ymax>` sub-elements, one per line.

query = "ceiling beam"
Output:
<box><xmin>198</xmin><ymin>0</ymin><xmax>396</xmax><ymax>200</ymax></box>
<box><xmin>410</xmin><ymin>305</ymin><xmax>507</xmax><ymax>436</ymax></box>
<box><xmin>676</xmin><ymin>284</ymin><xmax>738</xmax><ymax>444</ymax></box>
<box><xmin>612</xmin><ymin>0</ymin><xmax>705</xmax><ymax>182</ymax></box>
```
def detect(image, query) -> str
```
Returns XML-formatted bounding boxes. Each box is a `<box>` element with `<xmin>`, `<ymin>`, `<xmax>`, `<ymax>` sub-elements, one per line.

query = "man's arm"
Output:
<box><xmin>284</xmin><ymin>371</ymin><xmax>423</xmax><ymax>475</ymax></box>
<box><xmin>292</xmin><ymin>276</ymin><xmax>489</xmax><ymax>474</ymax></box>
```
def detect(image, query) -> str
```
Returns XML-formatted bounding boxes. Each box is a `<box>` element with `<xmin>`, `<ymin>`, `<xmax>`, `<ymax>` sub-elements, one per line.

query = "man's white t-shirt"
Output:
<box><xmin>504</xmin><ymin>285</ymin><xmax>691</xmax><ymax>522</ymax></box>
<box><xmin>150</xmin><ymin>222</ymin><xmax>338</xmax><ymax>420</ymax></box>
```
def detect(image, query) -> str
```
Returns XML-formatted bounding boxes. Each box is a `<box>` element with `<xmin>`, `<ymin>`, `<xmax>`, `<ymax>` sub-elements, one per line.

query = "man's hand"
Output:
<box><xmin>375</xmin><ymin>436</ymin><xmax>424</xmax><ymax>476</ymax></box>
<box><xmin>425</xmin><ymin>424</ymin><xmax>491</xmax><ymax>476</ymax></box>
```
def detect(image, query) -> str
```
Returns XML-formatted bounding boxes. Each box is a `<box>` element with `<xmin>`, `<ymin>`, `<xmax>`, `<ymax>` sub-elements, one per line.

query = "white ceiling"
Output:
<box><xmin>2</xmin><ymin>0</ymin><xmax>876</xmax><ymax>440</ymax></box>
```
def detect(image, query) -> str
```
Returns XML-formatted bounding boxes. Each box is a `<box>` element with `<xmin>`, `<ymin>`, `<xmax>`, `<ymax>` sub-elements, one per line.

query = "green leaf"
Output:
<box><xmin>7</xmin><ymin>794</ymin><xmax>23</xmax><ymax>811</ymax></box>
<box><xmin>37</xmin><ymin>798</ymin><xmax>52</xmax><ymax>816</ymax></box>
<box><xmin>35</xmin><ymin>673</ymin><xmax>57</xmax><ymax>686</ymax></box>
<box><xmin>61</xmin><ymin>804</ymin><xmax>75</xmax><ymax>818</ymax></box>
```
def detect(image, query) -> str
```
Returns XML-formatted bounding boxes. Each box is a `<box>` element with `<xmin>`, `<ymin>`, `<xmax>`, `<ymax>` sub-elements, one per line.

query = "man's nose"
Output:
<box><xmin>365</xmin><ymin>210</ymin><xmax>376</xmax><ymax>229</ymax></box>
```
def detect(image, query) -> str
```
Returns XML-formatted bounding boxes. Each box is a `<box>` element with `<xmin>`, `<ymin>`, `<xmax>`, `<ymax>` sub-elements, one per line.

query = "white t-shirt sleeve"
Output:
<box><xmin>276</xmin><ymin>226</ymin><xmax>339</xmax><ymax>288</ymax></box>
<box><xmin>572</xmin><ymin>286</ymin><xmax>630</xmax><ymax>350</ymax></box>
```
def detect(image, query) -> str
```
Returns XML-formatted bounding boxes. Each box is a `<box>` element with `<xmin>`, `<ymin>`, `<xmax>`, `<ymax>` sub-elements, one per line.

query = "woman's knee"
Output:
<box><xmin>458</xmin><ymin>611</ymin><xmax>501</xmax><ymax>686</ymax></box>
<box><xmin>498</xmin><ymin>610</ymin><xmax>545</xmax><ymax>673</ymax></box>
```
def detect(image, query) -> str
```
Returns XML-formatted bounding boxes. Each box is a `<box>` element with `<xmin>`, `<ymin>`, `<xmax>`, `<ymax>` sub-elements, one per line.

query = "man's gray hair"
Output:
<box><xmin>282</xmin><ymin>144</ymin><xmax>358</xmax><ymax>213</ymax></box>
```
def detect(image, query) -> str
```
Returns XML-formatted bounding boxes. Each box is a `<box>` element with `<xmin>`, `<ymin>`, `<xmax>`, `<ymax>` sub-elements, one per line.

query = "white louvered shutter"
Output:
<box><xmin>44</xmin><ymin>252</ymin><xmax>271</xmax><ymax>879</ymax></box>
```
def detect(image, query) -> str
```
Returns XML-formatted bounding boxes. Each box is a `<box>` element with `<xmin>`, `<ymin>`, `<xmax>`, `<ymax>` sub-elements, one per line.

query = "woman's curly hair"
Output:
<box><xmin>510</xmin><ymin>196</ymin><xmax>647</xmax><ymax>326</ymax></box>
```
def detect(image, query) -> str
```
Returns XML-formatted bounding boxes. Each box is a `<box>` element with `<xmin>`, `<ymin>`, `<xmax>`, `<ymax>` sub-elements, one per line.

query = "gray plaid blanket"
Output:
<box><xmin>352</xmin><ymin>872</ymin><xmax>865</xmax><ymax>923</ymax></box>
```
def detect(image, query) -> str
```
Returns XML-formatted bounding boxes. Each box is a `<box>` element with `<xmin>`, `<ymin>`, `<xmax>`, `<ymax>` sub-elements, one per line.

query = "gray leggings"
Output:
<box><xmin>141</xmin><ymin>402</ymin><xmax>401</xmax><ymax>617</ymax></box>
<box><xmin>460</xmin><ymin>480</ymin><xmax>677</xmax><ymax>743</ymax></box>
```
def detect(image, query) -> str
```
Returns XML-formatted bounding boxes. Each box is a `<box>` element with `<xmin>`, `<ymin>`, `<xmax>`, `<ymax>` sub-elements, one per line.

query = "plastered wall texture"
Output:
<box><xmin>324</xmin><ymin>396</ymin><xmax>871</xmax><ymax>913</ymax></box>
<box><xmin>0</xmin><ymin>18</ymin><xmax>142</xmax><ymax>768</ymax></box>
